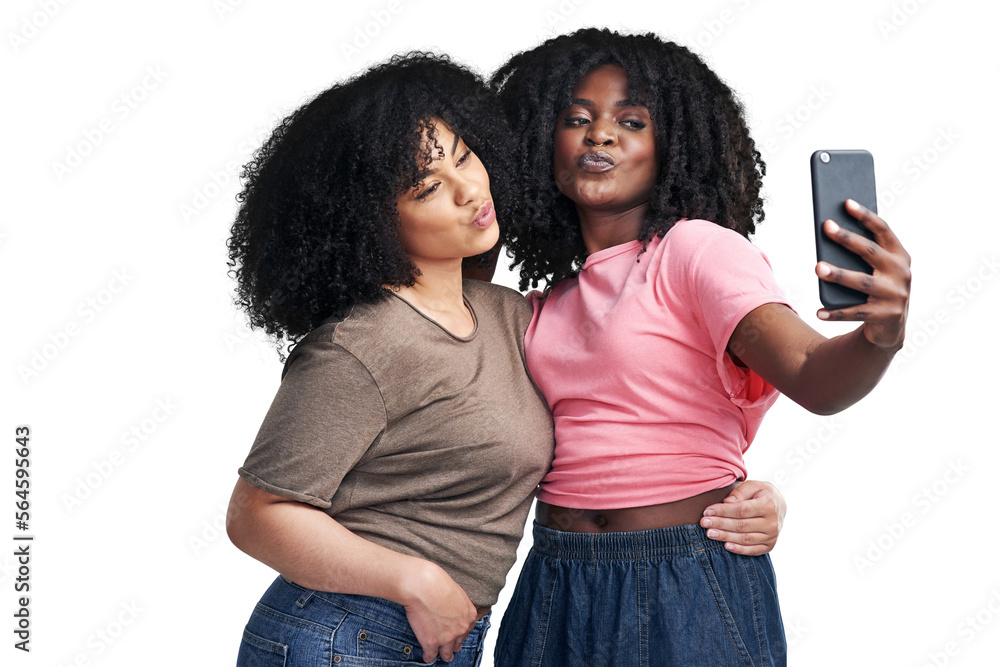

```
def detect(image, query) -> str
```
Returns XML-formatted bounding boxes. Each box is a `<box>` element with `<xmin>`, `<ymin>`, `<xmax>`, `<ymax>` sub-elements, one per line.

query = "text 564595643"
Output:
<box><xmin>13</xmin><ymin>425</ymin><xmax>32</xmax><ymax>652</ymax></box>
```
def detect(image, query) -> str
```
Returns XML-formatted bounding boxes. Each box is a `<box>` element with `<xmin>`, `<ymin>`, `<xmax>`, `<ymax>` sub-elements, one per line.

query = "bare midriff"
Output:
<box><xmin>535</xmin><ymin>482</ymin><xmax>739</xmax><ymax>533</ymax></box>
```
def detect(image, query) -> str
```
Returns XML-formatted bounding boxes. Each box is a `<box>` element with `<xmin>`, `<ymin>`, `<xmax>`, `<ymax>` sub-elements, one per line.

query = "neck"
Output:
<box><xmin>391</xmin><ymin>257</ymin><xmax>466</xmax><ymax>317</ymax></box>
<box><xmin>577</xmin><ymin>202</ymin><xmax>648</xmax><ymax>255</ymax></box>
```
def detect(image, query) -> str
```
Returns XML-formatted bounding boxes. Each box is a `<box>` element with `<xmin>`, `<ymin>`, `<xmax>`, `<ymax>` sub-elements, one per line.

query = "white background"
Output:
<box><xmin>4</xmin><ymin>0</ymin><xmax>998</xmax><ymax>664</ymax></box>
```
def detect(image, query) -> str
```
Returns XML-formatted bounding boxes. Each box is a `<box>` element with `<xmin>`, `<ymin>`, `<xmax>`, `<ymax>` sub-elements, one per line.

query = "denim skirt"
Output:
<box><xmin>494</xmin><ymin>523</ymin><xmax>786</xmax><ymax>667</ymax></box>
<box><xmin>236</xmin><ymin>575</ymin><xmax>491</xmax><ymax>666</ymax></box>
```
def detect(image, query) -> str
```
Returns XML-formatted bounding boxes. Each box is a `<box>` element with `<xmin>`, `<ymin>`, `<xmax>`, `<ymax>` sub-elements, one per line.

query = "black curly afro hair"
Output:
<box><xmin>491</xmin><ymin>28</ymin><xmax>766</xmax><ymax>290</ymax></box>
<box><xmin>227</xmin><ymin>52</ymin><xmax>515</xmax><ymax>356</ymax></box>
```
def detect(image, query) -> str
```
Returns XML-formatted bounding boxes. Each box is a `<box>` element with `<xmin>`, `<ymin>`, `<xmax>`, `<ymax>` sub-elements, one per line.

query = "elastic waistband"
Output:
<box><xmin>529</xmin><ymin>521</ymin><xmax>724</xmax><ymax>561</ymax></box>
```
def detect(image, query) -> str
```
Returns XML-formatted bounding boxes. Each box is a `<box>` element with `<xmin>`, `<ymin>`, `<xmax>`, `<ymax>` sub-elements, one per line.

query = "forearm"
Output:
<box><xmin>792</xmin><ymin>324</ymin><xmax>900</xmax><ymax>414</ymax></box>
<box><xmin>731</xmin><ymin>304</ymin><xmax>903</xmax><ymax>416</ymax></box>
<box><xmin>227</xmin><ymin>478</ymin><xmax>432</xmax><ymax>603</ymax></box>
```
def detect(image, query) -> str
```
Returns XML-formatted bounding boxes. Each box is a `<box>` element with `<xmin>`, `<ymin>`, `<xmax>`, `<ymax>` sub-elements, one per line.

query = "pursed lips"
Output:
<box><xmin>471</xmin><ymin>200</ymin><xmax>495</xmax><ymax>229</ymax></box>
<box><xmin>578</xmin><ymin>151</ymin><xmax>615</xmax><ymax>172</ymax></box>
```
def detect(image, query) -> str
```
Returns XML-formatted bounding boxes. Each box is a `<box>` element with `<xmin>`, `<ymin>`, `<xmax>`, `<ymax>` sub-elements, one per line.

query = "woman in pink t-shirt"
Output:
<box><xmin>490</xmin><ymin>29</ymin><xmax>911</xmax><ymax>666</ymax></box>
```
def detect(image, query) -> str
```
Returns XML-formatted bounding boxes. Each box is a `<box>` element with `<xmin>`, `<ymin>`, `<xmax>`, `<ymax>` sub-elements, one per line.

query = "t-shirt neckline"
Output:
<box><xmin>387</xmin><ymin>291</ymin><xmax>479</xmax><ymax>342</ymax></box>
<box><xmin>582</xmin><ymin>239</ymin><xmax>644</xmax><ymax>270</ymax></box>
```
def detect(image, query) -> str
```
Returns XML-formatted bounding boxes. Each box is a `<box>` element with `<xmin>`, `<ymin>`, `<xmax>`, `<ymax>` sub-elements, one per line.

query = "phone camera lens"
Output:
<box><xmin>819</xmin><ymin>152</ymin><xmax>831</xmax><ymax>163</ymax></box>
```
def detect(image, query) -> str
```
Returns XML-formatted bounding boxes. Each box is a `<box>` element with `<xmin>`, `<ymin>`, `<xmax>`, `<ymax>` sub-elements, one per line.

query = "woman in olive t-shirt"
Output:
<box><xmin>226</xmin><ymin>53</ymin><xmax>554</xmax><ymax>666</ymax></box>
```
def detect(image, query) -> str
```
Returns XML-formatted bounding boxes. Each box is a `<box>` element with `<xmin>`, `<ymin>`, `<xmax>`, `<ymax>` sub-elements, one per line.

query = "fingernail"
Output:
<box><xmin>701</xmin><ymin>518</ymin><xmax>713</xmax><ymax>527</ymax></box>
<box><xmin>817</xmin><ymin>263</ymin><xmax>831</xmax><ymax>277</ymax></box>
<box><xmin>703</xmin><ymin>508</ymin><xmax>716</xmax><ymax>517</ymax></box>
<box><xmin>707</xmin><ymin>529</ymin><xmax>720</xmax><ymax>538</ymax></box>
<box><xmin>827</xmin><ymin>220</ymin><xmax>840</xmax><ymax>232</ymax></box>
<box><xmin>846</xmin><ymin>198</ymin><xmax>858</xmax><ymax>209</ymax></box>
<box><xmin>818</xmin><ymin>310</ymin><xmax>830</xmax><ymax>320</ymax></box>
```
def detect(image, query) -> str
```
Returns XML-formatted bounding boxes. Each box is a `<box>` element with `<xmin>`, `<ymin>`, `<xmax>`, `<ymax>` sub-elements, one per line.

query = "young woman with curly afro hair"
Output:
<box><xmin>224</xmin><ymin>53</ymin><xmax>558</xmax><ymax>665</ymax></box>
<box><xmin>488</xmin><ymin>28</ymin><xmax>911</xmax><ymax>666</ymax></box>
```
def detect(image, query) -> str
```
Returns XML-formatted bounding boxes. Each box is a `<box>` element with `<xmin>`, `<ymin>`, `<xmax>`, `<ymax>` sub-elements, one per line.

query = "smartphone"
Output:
<box><xmin>810</xmin><ymin>149</ymin><xmax>878</xmax><ymax>310</ymax></box>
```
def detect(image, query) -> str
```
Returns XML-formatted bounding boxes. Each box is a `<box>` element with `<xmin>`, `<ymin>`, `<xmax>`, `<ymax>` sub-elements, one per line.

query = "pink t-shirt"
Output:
<box><xmin>524</xmin><ymin>219</ymin><xmax>792</xmax><ymax>509</ymax></box>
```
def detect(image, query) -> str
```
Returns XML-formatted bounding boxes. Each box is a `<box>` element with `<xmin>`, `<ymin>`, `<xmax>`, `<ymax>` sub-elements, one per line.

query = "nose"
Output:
<box><xmin>453</xmin><ymin>169</ymin><xmax>484</xmax><ymax>207</ymax></box>
<box><xmin>585</xmin><ymin>116</ymin><xmax>616</xmax><ymax>147</ymax></box>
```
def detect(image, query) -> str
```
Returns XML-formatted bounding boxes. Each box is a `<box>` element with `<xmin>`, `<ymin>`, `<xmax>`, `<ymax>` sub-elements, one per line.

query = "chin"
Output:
<box><xmin>571</xmin><ymin>191</ymin><xmax>618</xmax><ymax>209</ymax></box>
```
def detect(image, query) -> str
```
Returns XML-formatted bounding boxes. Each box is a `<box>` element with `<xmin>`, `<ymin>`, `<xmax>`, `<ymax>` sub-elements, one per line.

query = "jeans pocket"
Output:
<box><xmin>694</xmin><ymin>548</ymin><xmax>757</xmax><ymax>666</ymax></box>
<box><xmin>239</xmin><ymin>602</ymin><xmax>334</xmax><ymax>666</ymax></box>
<box><xmin>356</xmin><ymin>626</ymin><xmax>431</xmax><ymax>663</ymax></box>
<box><xmin>331</xmin><ymin>613</ymin><xmax>437</xmax><ymax>665</ymax></box>
<box><xmin>237</xmin><ymin>628</ymin><xmax>288</xmax><ymax>667</ymax></box>
<box><xmin>494</xmin><ymin>551</ymin><xmax>555</xmax><ymax>667</ymax></box>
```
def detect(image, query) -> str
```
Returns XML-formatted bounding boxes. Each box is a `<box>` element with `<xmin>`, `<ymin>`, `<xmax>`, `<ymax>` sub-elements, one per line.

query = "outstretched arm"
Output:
<box><xmin>728</xmin><ymin>200</ymin><xmax>911</xmax><ymax>415</ymax></box>
<box><xmin>227</xmin><ymin>478</ymin><xmax>476</xmax><ymax>663</ymax></box>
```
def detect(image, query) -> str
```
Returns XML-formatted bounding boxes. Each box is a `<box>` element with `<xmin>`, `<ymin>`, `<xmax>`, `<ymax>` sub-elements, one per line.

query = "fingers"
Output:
<box><xmin>819</xmin><ymin>206</ymin><xmax>911</xmax><ymax>282</ymax></box>
<box><xmin>816</xmin><ymin>213</ymin><xmax>911</xmax><ymax>327</ymax></box>
<box><xmin>845</xmin><ymin>199</ymin><xmax>906</xmax><ymax>257</ymax></box>
<box><xmin>815</xmin><ymin>259</ymin><xmax>877</xmax><ymax>296</ymax></box>
<box><xmin>703</xmin><ymin>524</ymin><xmax>774</xmax><ymax>550</ymax></box>
<box><xmin>822</xmin><ymin>218</ymin><xmax>883</xmax><ymax>269</ymax></box>
<box><xmin>420</xmin><ymin>643</ymin><xmax>438</xmax><ymax>663</ymax></box>
<box><xmin>721</xmin><ymin>479</ymin><xmax>773</xmax><ymax>503</ymax></box>
<box><xmin>703</xmin><ymin>494</ymin><xmax>768</xmax><ymax>520</ymax></box>
<box><xmin>701</xmin><ymin>511</ymin><xmax>773</xmax><ymax>536</ymax></box>
<box><xmin>702</xmin><ymin>492</ymin><xmax>780</xmax><ymax>554</ymax></box>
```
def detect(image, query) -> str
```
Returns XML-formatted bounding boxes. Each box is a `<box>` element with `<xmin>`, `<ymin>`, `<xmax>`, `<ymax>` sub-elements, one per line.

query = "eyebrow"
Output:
<box><xmin>569</xmin><ymin>98</ymin><xmax>647</xmax><ymax>108</ymax></box>
<box><xmin>413</xmin><ymin>134</ymin><xmax>464</xmax><ymax>183</ymax></box>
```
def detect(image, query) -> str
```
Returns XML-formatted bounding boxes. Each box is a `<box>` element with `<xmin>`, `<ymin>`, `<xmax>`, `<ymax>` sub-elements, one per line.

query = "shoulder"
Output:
<box><xmin>663</xmin><ymin>219</ymin><xmax>748</xmax><ymax>254</ymax></box>
<box><xmin>661</xmin><ymin>219</ymin><xmax>769</xmax><ymax>272</ymax></box>
<box><xmin>282</xmin><ymin>322</ymin><xmax>374</xmax><ymax>385</ymax></box>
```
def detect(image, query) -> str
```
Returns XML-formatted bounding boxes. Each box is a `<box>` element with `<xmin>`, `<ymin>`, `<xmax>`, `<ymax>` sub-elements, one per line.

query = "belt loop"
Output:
<box><xmin>295</xmin><ymin>590</ymin><xmax>314</xmax><ymax>608</ymax></box>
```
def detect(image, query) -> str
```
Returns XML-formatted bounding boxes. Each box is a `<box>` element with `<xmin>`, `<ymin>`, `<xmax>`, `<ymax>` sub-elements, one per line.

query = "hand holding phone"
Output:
<box><xmin>808</xmin><ymin>149</ymin><xmax>912</xmax><ymax>350</ymax></box>
<box><xmin>810</xmin><ymin>149</ymin><xmax>878</xmax><ymax>310</ymax></box>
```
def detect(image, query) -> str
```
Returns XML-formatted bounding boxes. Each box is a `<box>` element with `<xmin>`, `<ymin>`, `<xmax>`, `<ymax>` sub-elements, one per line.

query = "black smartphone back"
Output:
<box><xmin>810</xmin><ymin>149</ymin><xmax>878</xmax><ymax>310</ymax></box>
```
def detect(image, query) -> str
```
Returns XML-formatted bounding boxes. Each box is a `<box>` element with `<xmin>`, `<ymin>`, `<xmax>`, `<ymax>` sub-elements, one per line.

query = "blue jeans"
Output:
<box><xmin>495</xmin><ymin>523</ymin><xmax>786</xmax><ymax>666</ymax></box>
<box><xmin>237</xmin><ymin>575</ymin><xmax>491</xmax><ymax>666</ymax></box>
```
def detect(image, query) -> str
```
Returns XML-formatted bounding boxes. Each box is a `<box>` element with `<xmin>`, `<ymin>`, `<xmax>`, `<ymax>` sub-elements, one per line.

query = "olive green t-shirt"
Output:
<box><xmin>238</xmin><ymin>280</ymin><xmax>554</xmax><ymax>607</ymax></box>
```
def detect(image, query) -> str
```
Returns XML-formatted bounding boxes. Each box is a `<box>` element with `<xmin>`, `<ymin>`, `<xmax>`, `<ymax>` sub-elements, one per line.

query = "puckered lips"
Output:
<box><xmin>471</xmin><ymin>200</ymin><xmax>496</xmax><ymax>229</ymax></box>
<box><xmin>578</xmin><ymin>151</ymin><xmax>616</xmax><ymax>173</ymax></box>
